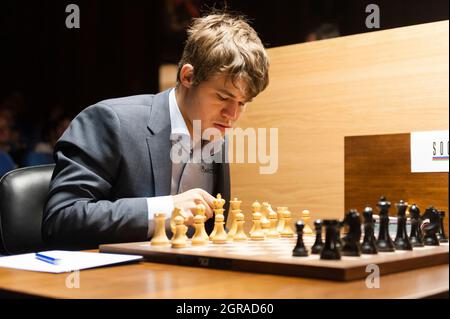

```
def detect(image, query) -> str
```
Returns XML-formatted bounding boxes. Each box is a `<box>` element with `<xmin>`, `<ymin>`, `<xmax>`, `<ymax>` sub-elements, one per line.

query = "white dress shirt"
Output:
<box><xmin>146</xmin><ymin>88</ymin><xmax>216</xmax><ymax>238</ymax></box>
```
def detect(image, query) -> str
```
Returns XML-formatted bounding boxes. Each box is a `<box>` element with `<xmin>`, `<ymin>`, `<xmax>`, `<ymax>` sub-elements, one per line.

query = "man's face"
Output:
<box><xmin>180</xmin><ymin>73</ymin><xmax>250</xmax><ymax>138</ymax></box>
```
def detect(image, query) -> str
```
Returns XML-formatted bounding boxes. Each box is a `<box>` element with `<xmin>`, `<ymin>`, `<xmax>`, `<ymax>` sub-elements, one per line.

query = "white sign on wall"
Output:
<box><xmin>410</xmin><ymin>130</ymin><xmax>449</xmax><ymax>173</ymax></box>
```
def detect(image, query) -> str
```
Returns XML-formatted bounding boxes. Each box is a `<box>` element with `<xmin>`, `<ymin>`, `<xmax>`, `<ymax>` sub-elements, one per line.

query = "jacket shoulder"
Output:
<box><xmin>98</xmin><ymin>94</ymin><xmax>155</xmax><ymax>108</ymax></box>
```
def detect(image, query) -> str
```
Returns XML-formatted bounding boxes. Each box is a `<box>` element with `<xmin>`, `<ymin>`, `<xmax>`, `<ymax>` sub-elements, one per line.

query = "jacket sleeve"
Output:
<box><xmin>42</xmin><ymin>103</ymin><xmax>149</xmax><ymax>249</ymax></box>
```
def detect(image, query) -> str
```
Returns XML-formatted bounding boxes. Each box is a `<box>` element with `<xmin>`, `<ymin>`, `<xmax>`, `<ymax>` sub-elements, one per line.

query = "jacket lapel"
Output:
<box><xmin>146</xmin><ymin>89</ymin><xmax>172</xmax><ymax>196</ymax></box>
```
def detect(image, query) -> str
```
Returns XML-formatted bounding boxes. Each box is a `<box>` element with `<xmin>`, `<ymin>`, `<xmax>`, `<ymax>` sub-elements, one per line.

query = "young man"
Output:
<box><xmin>43</xmin><ymin>13</ymin><xmax>270</xmax><ymax>249</ymax></box>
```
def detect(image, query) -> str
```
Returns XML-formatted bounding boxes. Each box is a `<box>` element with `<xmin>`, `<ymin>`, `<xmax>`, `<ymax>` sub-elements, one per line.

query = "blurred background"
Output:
<box><xmin>0</xmin><ymin>0</ymin><xmax>448</xmax><ymax>176</ymax></box>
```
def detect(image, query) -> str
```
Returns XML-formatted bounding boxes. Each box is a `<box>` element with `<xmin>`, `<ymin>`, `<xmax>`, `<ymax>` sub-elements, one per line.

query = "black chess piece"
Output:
<box><xmin>311</xmin><ymin>220</ymin><xmax>324</xmax><ymax>254</ymax></box>
<box><xmin>422</xmin><ymin>207</ymin><xmax>441</xmax><ymax>246</ymax></box>
<box><xmin>394</xmin><ymin>200</ymin><xmax>413</xmax><ymax>250</ymax></box>
<box><xmin>341</xmin><ymin>209</ymin><xmax>362</xmax><ymax>256</ymax></box>
<box><xmin>375</xmin><ymin>196</ymin><xmax>395</xmax><ymax>252</ymax></box>
<box><xmin>320</xmin><ymin>220</ymin><xmax>341</xmax><ymax>260</ymax></box>
<box><xmin>437</xmin><ymin>211</ymin><xmax>448</xmax><ymax>243</ymax></box>
<box><xmin>361</xmin><ymin>206</ymin><xmax>378</xmax><ymax>254</ymax></box>
<box><xmin>409</xmin><ymin>204</ymin><xmax>424</xmax><ymax>247</ymax></box>
<box><xmin>335</xmin><ymin>220</ymin><xmax>344</xmax><ymax>249</ymax></box>
<box><xmin>293</xmin><ymin>221</ymin><xmax>309</xmax><ymax>257</ymax></box>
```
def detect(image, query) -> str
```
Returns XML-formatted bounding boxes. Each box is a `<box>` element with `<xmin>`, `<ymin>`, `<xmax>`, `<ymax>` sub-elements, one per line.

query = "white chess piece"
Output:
<box><xmin>171</xmin><ymin>216</ymin><xmax>189</xmax><ymax>248</ymax></box>
<box><xmin>280</xmin><ymin>210</ymin><xmax>294</xmax><ymax>238</ymax></box>
<box><xmin>233</xmin><ymin>212</ymin><xmax>248</xmax><ymax>242</ymax></box>
<box><xmin>249</xmin><ymin>201</ymin><xmax>262</xmax><ymax>234</ymax></box>
<box><xmin>266</xmin><ymin>211</ymin><xmax>280</xmax><ymax>239</ymax></box>
<box><xmin>211</xmin><ymin>214</ymin><xmax>228</xmax><ymax>244</ymax></box>
<box><xmin>209</xmin><ymin>194</ymin><xmax>226</xmax><ymax>240</ymax></box>
<box><xmin>194</xmin><ymin>203</ymin><xmax>210</xmax><ymax>241</ymax></box>
<box><xmin>261</xmin><ymin>202</ymin><xmax>272</xmax><ymax>234</ymax></box>
<box><xmin>250</xmin><ymin>212</ymin><xmax>265</xmax><ymax>241</ymax></box>
<box><xmin>276</xmin><ymin>206</ymin><xmax>287</xmax><ymax>232</ymax></box>
<box><xmin>191</xmin><ymin>214</ymin><xmax>209</xmax><ymax>246</ymax></box>
<box><xmin>302</xmin><ymin>209</ymin><xmax>314</xmax><ymax>235</ymax></box>
<box><xmin>150</xmin><ymin>212</ymin><xmax>170</xmax><ymax>246</ymax></box>
<box><xmin>170</xmin><ymin>206</ymin><xmax>187</xmax><ymax>240</ymax></box>
<box><xmin>227</xmin><ymin>198</ymin><xmax>241</xmax><ymax>240</ymax></box>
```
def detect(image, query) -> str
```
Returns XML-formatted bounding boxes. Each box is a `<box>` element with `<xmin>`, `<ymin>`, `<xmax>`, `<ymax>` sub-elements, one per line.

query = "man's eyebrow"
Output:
<box><xmin>217</xmin><ymin>89</ymin><xmax>236</xmax><ymax>98</ymax></box>
<box><xmin>217</xmin><ymin>89</ymin><xmax>251</xmax><ymax>103</ymax></box>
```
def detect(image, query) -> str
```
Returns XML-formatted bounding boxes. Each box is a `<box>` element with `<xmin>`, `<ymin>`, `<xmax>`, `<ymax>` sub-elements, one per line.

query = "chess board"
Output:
<box><xmin>99</xmin><ymin>236</ymin><xmax>449</xmax><ymax>281</ymax></box>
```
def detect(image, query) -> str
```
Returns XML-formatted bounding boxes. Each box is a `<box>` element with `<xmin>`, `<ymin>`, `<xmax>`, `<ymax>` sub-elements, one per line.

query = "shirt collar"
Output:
<box><xmin>168</xmin><ymin>88</ymin><xmax>224</xmax><ymax>156</ymax></box>
<box><xmin>169</xmin><ymin>88</ymin><xmax>190</xmax><ymax>139</ymax></box>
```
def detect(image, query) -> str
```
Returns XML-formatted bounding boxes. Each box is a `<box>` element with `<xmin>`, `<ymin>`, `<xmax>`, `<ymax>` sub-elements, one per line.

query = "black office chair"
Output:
<box><xmin>0</xmin><ymin>164</ymin><xmax>55</xmax><ymax>255</ymax></box>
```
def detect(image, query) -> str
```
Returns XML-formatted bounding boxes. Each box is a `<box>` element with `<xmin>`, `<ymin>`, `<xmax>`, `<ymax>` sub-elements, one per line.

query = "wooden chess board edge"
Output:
<box><xmin>99</xmin><ymin>243</ymin><xmax>348</xmax><ymax>281</ymax></box>
<box><xmin>100</xmin><ymin>243</ymin><xmax>449</xmax><ymax>281</ymax></box>
<box><xmin>344</xmin><ymin>251</ymin><xmax>449</xmax><ymax>281</ymax></box>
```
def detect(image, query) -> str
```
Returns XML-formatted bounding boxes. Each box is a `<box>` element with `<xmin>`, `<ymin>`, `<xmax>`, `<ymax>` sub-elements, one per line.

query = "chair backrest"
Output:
<box><xmin>0</xmin><ymin>164</ymin><xmax>55</xmax><ymax>255</ymax></box>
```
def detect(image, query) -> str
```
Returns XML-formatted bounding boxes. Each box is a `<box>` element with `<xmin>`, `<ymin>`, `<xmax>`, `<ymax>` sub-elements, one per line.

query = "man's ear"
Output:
<box><xmin>179</xmin><ymin>64</ymin><xmax>195</xmax><ymax>88</ymax></box>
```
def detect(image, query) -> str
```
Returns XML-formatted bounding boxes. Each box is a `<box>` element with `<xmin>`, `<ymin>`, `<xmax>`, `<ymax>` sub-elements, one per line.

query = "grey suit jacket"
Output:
<box><xmin>43</xmin><ymin>89</ymin><xmax>230</xmax><ymax>250</ymax></box>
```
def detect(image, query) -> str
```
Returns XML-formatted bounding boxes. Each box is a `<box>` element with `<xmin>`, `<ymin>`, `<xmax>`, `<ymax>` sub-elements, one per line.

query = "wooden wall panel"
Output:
<box><xmin>230</xmin><ymin>21</ymin><xmax>449</xmax><ymax>225</ymax></box>
<box><xmin>345</xmin><ymin>133</ymin><xmax>448</xmax><ymax>233</ymax></box>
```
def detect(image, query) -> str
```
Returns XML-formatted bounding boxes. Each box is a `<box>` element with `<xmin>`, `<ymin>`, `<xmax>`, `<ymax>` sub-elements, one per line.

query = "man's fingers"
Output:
<box><xmin>203</xmin><ymin>202</ymin><xmax>213</xmax><ymax>219</ymax></box>
<box><xmin>199</xmin><ymin>189</ymin><xmax>216</xmax><ymax>208</ymax></box>
<box><xmin>191</xmin><ymin>197</ymin><xmax>213</xmax><ymax>219</ymax></box>
<box><xmin>199</xmin><ymin>197</ymin><xmax>213</xmax><ymax>219</ymax></box>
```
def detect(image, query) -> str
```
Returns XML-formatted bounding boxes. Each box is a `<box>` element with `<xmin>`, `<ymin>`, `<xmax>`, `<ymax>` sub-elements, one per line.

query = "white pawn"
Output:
<box><xmin>211</xmin><ymin>214</ymin><xmax>228</xmax><ymax>244</ymax></box>
<box><xmin>233</xmin><ymin>212</ymin><xmax>248</xmax><ymax>242</ymax></box>
<box><xmin>249</xmin><ymin>201</ymin><xmax>262</xmax><ymax>234</ymax></box>
<box><xmin>171</xmin><ymin>216</ymin><xmax>188</xmax><ymax>248</ymax></box>
<box><xmin>170</xmin><ymin>206</ymin><xmax>185</xmax><ymax>240</ymax></box>
<box><xmin>266</xmin><ymin>211</ymin><xmax>280</xmax><ymax>239</ymax></box>
<box><xmin>227</xmin><ymin>198</ymin><xmax>241</xmax><ymax>240</ymax></box>
<box><xmin>194</xmin><ymin>203</ymin><xmax>210</xmax><ymax>242</ymax></box>
<box><xmin>191</xmin><ymin>214</ymin><xmax>209</xmax><ymax>246</ymax></box>
<box><xmin>302</xmin><ymin>209</ymin><xmax>314</xmax><ymax>235</ymax></box>
<box><xmin>276</xmin><ymin>206</ymin><xmax>288</xmax><ymax>232</ymax></box>
<box><xmin>276</xmin><ymin>207</ymin><xmax>287</xmax><ymax>232</ymax></box>
<box><xmin>261</xmin><ymin>202</ymin><xmax>272</xmax><ymax>234</ymax></box>
<box><xmin>250</xmin><ymin>212</ymin><xmax>265</xmax><ymax>241</ymax></box>
<box><xmin>150</xmin><ymin>212</ymin><xmax>170</xmax><ymax>246</ymax></box>
<box><xmin>280</xmin><ymin>210</ymin><xmax>294</xmax><ymax>238</ymax></box>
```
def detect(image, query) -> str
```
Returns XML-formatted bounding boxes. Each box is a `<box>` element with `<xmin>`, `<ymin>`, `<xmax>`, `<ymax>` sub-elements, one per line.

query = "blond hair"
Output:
<box><xmin>176</xmin><ymin>13</ymin><xmax>269</xmax><ymax>100</ymax></box>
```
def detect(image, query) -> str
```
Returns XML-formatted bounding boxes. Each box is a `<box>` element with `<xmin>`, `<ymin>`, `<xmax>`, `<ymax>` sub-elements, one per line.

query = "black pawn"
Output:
<box><xmin>311</xmin><ymin>220</ymin><xmax>324</xmax><ymax>254</ymax></box>
<box><xmin>293</xmin><ymin>221</ymin><xmax>309</xmax><ymax>257</ymax></box>
<box><xmin>422</xmin><ymin>207</ymin><xmax>441</xmax><ymax>246</ymax></box>
<box><xmin>394</xmin><ymin>200</ymin><xmax>413</xmax><ymax>250</ymax></box>
<box><xmin>320</xmin><ymin>220</ymin><xmax>341</xmax><ymax>260</ymax></box>
<box><xmin>376</xmin><ymin>196</ymin><xmax>395</xmax><ymax>252</ymax></box>
<box><xmin>409</xmin><ymin>204</ymin><xmax>424</xmax><ymax>247</ymax></box>
<box><xmin>341</xmin><ymin>209</ymin><xmax>362</xmax><ymax>256</ymax></box>
<box><xmin>361</xmin><ymin>206</ymin><xmax>378</xmax><ymax>254</ymax></box>
<box><xmin>437</xmin><ymin>211</ymin><xmax>448</xmax><ymax>243</ymax></box>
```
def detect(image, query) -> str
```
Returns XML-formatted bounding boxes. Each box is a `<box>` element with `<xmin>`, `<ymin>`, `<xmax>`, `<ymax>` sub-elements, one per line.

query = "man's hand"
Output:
<box><xmin>172</xmin><ymin>188</ymin><xmax>215</xmax><ymax>225</ymax></box>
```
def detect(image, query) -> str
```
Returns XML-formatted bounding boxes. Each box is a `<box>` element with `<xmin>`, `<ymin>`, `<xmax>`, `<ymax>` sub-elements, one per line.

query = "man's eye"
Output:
<box><xmin>217</xmin><ymin>95</ymin><xmax>227</xmax><ymax>101</ymax></box>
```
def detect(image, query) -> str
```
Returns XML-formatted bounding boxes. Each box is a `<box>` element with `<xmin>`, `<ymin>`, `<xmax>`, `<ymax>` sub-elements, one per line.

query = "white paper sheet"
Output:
<box><xmin>0</xmin><ymin>250</ymin><xmax>142</xmax><ymax>273</ymax></box>
<box><xmin>411</xmin><ymin>130</ymin><xmax>449</xmax><ymax>172</ymax></box>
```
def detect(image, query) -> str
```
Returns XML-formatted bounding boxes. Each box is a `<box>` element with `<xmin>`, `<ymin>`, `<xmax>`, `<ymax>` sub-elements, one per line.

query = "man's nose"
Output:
<box><xmin>222</xmin><ymin>103</ymin><xmax>239</xmax><ymax>121</ymax></box>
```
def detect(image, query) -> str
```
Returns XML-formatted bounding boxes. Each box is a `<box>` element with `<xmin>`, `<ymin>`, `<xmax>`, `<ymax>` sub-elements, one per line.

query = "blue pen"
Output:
<box><xmin>35</xmin><ymin>253</ymin><xmax>62</xmax><ymax>265</ymax></box>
